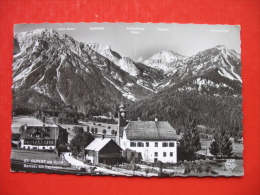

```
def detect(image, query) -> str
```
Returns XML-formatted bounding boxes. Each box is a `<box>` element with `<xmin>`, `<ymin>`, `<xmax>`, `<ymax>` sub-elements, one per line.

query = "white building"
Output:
<box><xmin>119</xmin><ymin>120</ymin><xmax>180</xmax><ymax>163</ymax></box>
<box><xmin>19</xmin><ymin>124</ymin><xmax>68</xmax><ymax>150</ymax></box>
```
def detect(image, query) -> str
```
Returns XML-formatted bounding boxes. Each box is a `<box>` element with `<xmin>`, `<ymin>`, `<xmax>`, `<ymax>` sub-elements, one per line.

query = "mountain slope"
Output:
<box><xmin>13</xmin><ymin>29</ymin><xmax>156</xmax><ymax>114</ymax></box>
<box><xmin>88</xmin><ymin>42</ymin><xmax>165</xmax><ymax>91</ymax></box>
<box><xmin>127</xmin><ymin>46</ymin><xmax>242</xmax><ymax>132</ymax></box>
<box><xmin>13</xmin><ymin>28</ymin><xmax>242</xmax><ymax>127</ymax></box>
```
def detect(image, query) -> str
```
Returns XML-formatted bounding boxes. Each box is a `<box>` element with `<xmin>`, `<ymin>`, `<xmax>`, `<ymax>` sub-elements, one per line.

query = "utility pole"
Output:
<box><xmin>55</xmin><ymin>125</ymin><xmax>57</xmax><ymax>149</ymax></box>
<box><xmin>133</xmin><ymin>150</ymin><xmax>136</xmax><ymax>176</ymax></box>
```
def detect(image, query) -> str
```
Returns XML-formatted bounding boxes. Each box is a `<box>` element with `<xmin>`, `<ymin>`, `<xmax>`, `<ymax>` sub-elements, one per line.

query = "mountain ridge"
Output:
<box><xmin>13</xmin><ymin>29</ymin><xmax>242</xmax><ymax>119</ymax></box>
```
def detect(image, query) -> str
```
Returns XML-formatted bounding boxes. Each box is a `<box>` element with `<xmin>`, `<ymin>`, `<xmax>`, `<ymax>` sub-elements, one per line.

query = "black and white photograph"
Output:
<box><xmin>11</xmin><ymin>23</ymin><xmax>243</xmax><ymax>177</ymax></box>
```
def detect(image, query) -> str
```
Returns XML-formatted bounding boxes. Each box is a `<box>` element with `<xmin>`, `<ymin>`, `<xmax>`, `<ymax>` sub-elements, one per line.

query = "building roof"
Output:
<box><xmin>20</xmin><ymin>125</ymin><xmax>61</xmax><ymax>140</ymax></box>
<box><xmin>85</xmin><ymin>138</ymin><xmax>120</xmax><ymax>152</ymax></box>
<box><xmin>124</xmin><ymin>121</ymin><xmax>181</xmax><ymax>141</ymax></box>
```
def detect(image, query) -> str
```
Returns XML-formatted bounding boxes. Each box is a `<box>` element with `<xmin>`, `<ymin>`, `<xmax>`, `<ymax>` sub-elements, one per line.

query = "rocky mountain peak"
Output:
<box><xmin>143</xmin><ymin>50</ymin><xmax>186</xmax><ymax>73</ymax></box>
<box><xmin>12</xmin><ymin>28</ymin><xmax>242</xmax><ymax>117</ymax></box>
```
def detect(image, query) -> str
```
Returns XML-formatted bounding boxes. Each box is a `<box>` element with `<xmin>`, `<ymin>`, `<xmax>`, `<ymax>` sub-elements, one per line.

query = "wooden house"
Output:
<box><xmin>85</xmin><ymin>138</ymin><xmax>123</xmax><ymax>165</ymax></box>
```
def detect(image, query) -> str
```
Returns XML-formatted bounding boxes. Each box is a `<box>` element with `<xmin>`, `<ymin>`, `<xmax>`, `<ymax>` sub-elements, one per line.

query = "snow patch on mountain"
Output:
<box><xmin>157</xmin><ymin>79</ymin><xmax>172</xmax><ymax>89</ymax></box>
<box><xmin>103</xmin><ymin>77</ymin><xmax>137</xmax><ymax>101</ymax></box>
<box><xmin>218</xmin><ymin>68</ymin><xmax>237</xmax><ymax>81</ymax></box>
<box><xmin>56</xmin><ymin>86</ymin><xmax>67</xmax><ymax>103</ymax></box>
<box><xmin>126</xmin><ymin>83</ymin><xmax>134</xmax><ymax>87</ymax></box>
<box><xmin>136</xmin><ymin>79</ymin><xmax>157</xmax><ymax>93</ymax></box>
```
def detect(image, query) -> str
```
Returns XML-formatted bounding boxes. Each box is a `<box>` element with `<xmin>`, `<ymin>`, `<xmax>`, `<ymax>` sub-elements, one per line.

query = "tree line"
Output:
<box><xmin>126</xmin><ymin>90</ymin><xmax>242</xmax><ymax>139</ymax></box>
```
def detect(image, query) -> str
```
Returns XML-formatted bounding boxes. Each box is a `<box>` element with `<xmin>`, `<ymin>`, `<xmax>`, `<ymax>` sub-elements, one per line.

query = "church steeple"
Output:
<box><xmin>118</xmin><ymin>103</ymin><xmax>127</xmax><ymax>127</ymax></box>
<box><xmin>116</xmin><ymin>103</ymin><xmax>127</xmax><ymax>145</ymax></box>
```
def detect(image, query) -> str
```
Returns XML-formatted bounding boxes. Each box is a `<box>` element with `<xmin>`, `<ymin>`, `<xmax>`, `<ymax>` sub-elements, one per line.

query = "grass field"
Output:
<box><xmin>58</xmin><ymin>120</ymin><xmax>118</xmax><ymax>142</ymax></box>
<box><xmin>11</xmin><ymin>149</ymin><xmax>59</xmax><ymax>162</ymax></box>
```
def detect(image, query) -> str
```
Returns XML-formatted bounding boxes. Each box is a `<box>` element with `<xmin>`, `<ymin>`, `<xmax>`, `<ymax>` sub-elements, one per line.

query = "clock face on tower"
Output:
<box><xmin>119</xmin><ymin>111</ymin><xmax>126</xmax><ymax>127</ymax></box>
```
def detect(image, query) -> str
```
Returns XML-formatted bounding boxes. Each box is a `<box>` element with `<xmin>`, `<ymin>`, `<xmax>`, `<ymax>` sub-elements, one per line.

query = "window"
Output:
<box><xmin>146</xmin><ymin>142</ymin><xmax>149</xmax><ymax>147</ymax></box>
<box><xmin>169</xmin><ymin>142</ymin><xmax>175</xmax><ymax>147</ymax></box>
<box><xmin>170</xmin><ymin>152</ymin><xmax>173</xmax><ymax>157</ymax></box>
<box><xmin>155</xmin><ymin>142</ymin><xmax>158</xmax><ymax>147</ymax></box>
<box><xmin>163</xmin><ymin>152</ymin><xmax>166</xmax><ymax>157</ymax></box>
<box><xmin>154</xmin><ymin>152</ymin><xmax>158</xmax><ymax>157</ymax></box>
<box><xmin>131</xmin><ymin>152</ymin><xmax>135</xmax><ymax>157</ymax></box>
<box><xmin>137</xmin><ymin>142</ymin><xmax>144</xmax><ymax>147</ymax></box>
<box><xmin>130</xmin><ymin>142</ymin><xmax>136</xmax><ymax>147</ymax></box>
<box><xmin>138</xmin><ymin>153</ymin><xmax>142</xmax><ymax>158</ymax></box>
<box><xmin>162</xmin><ymin>142</ymin><xmax>168</xmax><ymax>147</ymax></box>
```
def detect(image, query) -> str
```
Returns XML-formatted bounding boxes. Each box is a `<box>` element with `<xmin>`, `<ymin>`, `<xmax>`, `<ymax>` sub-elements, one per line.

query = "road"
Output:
<box><xmin>63</xmin><ymin>153</ymin><xmax>128</xmax><ymax>176</ymax></box>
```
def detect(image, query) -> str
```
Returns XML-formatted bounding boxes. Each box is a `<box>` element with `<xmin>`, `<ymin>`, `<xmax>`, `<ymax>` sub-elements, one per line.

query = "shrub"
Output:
<box><xmin>111</xmin><ymin>129</ymin><xmax>115</xmax><ymax>135</ymax></box>
<box><xmin>108</xmin><ymin>126</ymin><xmax>111</xmax><ymax>129</ymax></box>
<box><xmin>102</xmin><ymin>129</ymin><xmax>106</xmax><ymax>134</ymax></box>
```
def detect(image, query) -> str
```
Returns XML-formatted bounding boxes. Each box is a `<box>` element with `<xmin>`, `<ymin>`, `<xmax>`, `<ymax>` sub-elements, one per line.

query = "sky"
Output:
<box><xmin>14</xmin><ymin>23</ymin><xmax>241</xmax><ymax>62</ymax></box>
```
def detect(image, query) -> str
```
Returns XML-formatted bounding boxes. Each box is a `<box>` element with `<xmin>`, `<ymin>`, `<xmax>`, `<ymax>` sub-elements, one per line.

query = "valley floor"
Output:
<box><xmin>11</xmin><ymin>115</ymin><xmax>244</xmax><ymax>177</ymax></box>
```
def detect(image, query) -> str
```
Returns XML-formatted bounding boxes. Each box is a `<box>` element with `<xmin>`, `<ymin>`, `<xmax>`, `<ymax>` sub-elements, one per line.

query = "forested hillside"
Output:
<box><xmin>127</xmin><ymin>89</ymin><xmax>242</xmax><ymax>136</ymax></box>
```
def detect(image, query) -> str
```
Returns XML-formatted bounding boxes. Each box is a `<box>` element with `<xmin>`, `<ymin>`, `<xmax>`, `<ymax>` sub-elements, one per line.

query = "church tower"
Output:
<box><xmin>116</xmin><ymin>103</ymin><xmax>127</xmax><ymax>145</ymax></box>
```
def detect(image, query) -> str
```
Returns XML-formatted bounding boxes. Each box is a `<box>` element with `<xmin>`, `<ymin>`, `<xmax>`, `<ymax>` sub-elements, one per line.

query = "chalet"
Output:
<box><xmin>116</xmin><ymin>104</ymin><xmax>180</xmax><ymax>163</ymax></box>
<box><xmin>19</xmin><ymin>124</ymin><xmax>68</xmax><ymax>150</ymax></box>
<box><xmin>85</xmin><ymin>137</ymin><xmax>123</xmax><ymax>165</ymax></box>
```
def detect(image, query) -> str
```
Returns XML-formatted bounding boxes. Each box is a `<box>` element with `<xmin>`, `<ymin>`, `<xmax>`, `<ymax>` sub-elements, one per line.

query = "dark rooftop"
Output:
<box><xmin>124</xmin><ymin>121</ymin><xmax>180</xmax><ymax>141</ymax></box>
<box><xmin>20</xmin><ymin>125</ymin><xmax>62</xmax><ymax>140</ymax></box>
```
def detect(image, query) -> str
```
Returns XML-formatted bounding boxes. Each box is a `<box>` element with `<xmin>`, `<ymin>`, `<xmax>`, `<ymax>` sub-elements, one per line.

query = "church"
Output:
<box><xmin>116</xmin><ymin>104</ymin><xmax>180</xmax><ymax>163</ymax></box>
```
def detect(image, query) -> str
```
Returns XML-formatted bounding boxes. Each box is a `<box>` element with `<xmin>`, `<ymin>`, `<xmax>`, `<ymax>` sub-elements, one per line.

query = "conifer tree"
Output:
<box><xmin>210</xmin><ymin>130</ymin><xmax>233</xmax><ymax>158</ymax></box>
<box><xmin>70</xmin><ymin>128</ymin><xmax>94</xmax><ymax>159</ymax></box>
<box><xmin>180</xmin><ymin>119</ymin><xmax>201</xmax><ymax>159</ymax></box>
<box><xmin>209</xmin><ymin>139</ymin><xmax>219</xmax><ymax>157</ymax></box>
